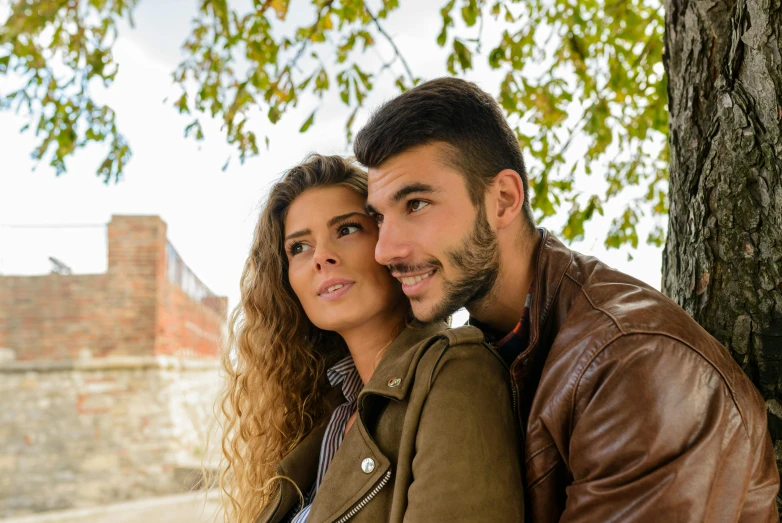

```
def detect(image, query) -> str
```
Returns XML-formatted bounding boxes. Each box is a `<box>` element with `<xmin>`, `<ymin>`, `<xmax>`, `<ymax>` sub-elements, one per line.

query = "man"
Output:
<box><xmin>354</xmin><ymin>77</ymin><xmax>779</xmax><ymax>522</ymax></box>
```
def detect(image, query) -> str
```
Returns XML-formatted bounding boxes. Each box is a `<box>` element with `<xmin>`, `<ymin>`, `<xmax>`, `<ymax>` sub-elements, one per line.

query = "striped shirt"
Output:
<box><xmin>289</xmin><ymin>356</ymin><xmax>363</xmax><ymax>523</ymax></box>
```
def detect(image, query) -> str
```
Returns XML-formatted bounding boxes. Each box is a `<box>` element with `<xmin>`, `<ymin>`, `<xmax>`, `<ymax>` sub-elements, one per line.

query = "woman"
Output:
<box><xmin>219</xmin><ymin>155</ymin><xmax>524</xmax><ymax>523</ymax></box>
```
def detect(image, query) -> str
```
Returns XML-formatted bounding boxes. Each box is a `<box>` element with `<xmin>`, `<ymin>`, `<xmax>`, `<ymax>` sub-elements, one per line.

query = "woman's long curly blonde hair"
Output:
<box><xmin>218</xmin><ymin>155</ymin><xmax>369</xmax><ymax>522</ymax></box>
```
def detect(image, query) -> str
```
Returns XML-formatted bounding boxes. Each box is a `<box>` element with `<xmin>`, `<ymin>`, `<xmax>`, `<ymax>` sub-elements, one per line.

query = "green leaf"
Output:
<box><xmin>437</xmin><ymin>0</ymin><xmax>455</xmax><ymax>47</ymax></box>
<box><xmin>268</xmin><ymin>105</ymin><xmax>281</xmax><ymax>124</ymax></box>
<box><xmin>184</xmin><ymin>119</ymin><xmax>204</xmax><ymax>140</ymax></box>
<box><xmin>461</xmin><ymin>0</ymin><xmax>478</xmax><ymax>27</ymax></box>
<box><xmin>299</xmin><ymin>110</ymin><xmax>316</xmax><ymax>132</ymax></box>
<box><xmin>605</xmin><ymin>207</ymin><xmax>640</xmax><ymax>249</ymax></box>
<box><xmin>452</xmin><ymin>39</ymin><xmax>472</xmax><ymax>71</ymax></box>
<box><xmin>174</xmin><ymin>93</ymin><xmax>189</xmax><ymax>114</ymax></box>
<box><xmin>488</xmin><ymin>46</ymin><xmax>505</xmax><ymax>69</ymax></box>
<box><xmin>270</xmin><ymin>0</ymin><xmax>289</xmax><ymax>20</ymax></box>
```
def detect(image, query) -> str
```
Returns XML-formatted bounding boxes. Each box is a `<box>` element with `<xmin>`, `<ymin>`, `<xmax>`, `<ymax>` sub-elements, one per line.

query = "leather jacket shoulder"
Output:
<box><xmin>517</xmin><ymin>229</ymin><xmax>779</xmax><ymax>522</ymax></box>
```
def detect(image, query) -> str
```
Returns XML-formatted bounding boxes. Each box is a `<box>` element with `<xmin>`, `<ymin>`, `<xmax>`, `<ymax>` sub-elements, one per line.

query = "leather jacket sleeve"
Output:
<box><xmin>403</xmin><ymin>343</ymin><xmax>525</xmax><ymax>522</ymax></box>
<box><xmin>561</xmin><ymin>335</ymin><xmax>779</xmax><ymax>523</ymax></box>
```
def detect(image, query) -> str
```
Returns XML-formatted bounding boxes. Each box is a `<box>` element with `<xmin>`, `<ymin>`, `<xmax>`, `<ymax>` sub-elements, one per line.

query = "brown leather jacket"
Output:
<box><xmin>258</xmin><ymin>322</ymin><xmax>525</xmax><ymax>523</ymax></box>
<box><xmin>515</xmin><ymin>230</ymin><xmax>779</xmax><ymax>522</ymax></box>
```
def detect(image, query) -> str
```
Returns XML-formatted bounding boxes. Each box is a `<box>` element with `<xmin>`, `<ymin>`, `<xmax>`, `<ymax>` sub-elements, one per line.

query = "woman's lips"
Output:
<box><xmin>318</xmin><ymin>281</ymin><xmax>355</xmax><ymax>301</ymax></box>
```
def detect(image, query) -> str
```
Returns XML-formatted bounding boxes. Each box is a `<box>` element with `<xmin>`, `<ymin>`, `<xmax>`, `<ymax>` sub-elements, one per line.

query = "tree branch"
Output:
<box><xmin>364</xmin><ymin>6</ymin><xmax>415</xmax><ymax>83</ymax></box>
<box><xmin>476</xmin><ymin>1</ymin><xmax>484</xmax><ymax>54</ymax></box>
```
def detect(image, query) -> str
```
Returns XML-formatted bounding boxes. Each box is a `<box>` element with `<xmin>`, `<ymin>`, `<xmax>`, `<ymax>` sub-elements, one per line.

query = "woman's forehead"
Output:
<box><xmin>284</xmin><ymin>186</ymin><xmax>367</xmax><ymax>233</ymax></box>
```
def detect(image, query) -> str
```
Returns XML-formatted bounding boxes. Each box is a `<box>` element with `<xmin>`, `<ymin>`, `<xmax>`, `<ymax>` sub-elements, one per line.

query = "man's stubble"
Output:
<box><xmin>412</xmin><ymin>204</ymin><xmax>501</xmax><ymax>323</ymax></box>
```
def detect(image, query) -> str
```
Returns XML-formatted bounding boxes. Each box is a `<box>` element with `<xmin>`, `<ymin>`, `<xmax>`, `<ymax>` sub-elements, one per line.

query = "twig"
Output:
<box><xmin>476</xmin><ymin>0</ymin><xmax>484</xmax><ymax>54</ymax></box>
<box><xmin>364</xmin><ymin>5</ymin><xmax>415</xmax><ymax>84</ymax></box>
<box><xmin>257</xmin><ymin>0</ymin><xmax>274</xmax><ymax>16</ymax></box>
<box><xmin>278</xmin><ymin>0</ymin><xmax>335</xmax><ymax>81</ymax></box>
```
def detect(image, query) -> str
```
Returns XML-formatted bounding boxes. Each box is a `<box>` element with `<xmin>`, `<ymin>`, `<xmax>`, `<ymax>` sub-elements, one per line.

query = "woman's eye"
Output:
<box><xmin>338</xmin><ymin>224</ymin><xmax>361</xmax><ymax>237</ymax></box>
<box><xmin>289</xmin><ymin>243</ymin><xmax>311</xmax><ymax>256</ymax></box>
<box><xmin>409</xmin><ymin>200</ymin><xmax>429</xmax><ymax>212</ymax></box>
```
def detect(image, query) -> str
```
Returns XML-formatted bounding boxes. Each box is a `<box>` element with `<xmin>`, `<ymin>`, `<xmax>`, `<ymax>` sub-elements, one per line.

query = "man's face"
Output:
<box><xmin>367</xmin><ymin>143</ymin><xmax>500</xmax><ymax>322</ymax></box>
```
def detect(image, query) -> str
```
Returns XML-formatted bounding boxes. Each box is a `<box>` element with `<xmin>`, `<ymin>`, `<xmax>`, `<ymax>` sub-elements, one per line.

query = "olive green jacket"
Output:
<box><xmin>257</xmin><ymin>322</ymin><xmax>525</xmax><ymax>523</ymax></box>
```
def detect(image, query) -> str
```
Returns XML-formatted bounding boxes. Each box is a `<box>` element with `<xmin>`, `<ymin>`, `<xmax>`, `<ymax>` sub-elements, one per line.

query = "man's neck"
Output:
<box><xmin>469</xmin><ymin>228</ymin><xmax>540</xmax><ymax>335</ymax></box>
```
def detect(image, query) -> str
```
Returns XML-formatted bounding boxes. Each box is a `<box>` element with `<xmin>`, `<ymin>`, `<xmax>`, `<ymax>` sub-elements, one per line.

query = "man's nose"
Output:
<box><xmin>375</xmin><ymin>219</ymin><xmax>412</xmax><ymax>267</ymax></box>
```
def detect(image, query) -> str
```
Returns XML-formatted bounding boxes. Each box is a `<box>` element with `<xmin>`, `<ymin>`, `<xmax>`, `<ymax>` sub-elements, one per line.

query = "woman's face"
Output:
<box><xmin>284</xmin><ymin>185</ymin><xmax>405</xmax><ymax>333</ymax></box>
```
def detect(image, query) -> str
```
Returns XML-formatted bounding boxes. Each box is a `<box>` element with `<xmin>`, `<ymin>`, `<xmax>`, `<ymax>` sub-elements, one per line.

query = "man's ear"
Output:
<box><xmin>490</xmin><ymin>169</ymin><xmax>524</xmax><ymax>229</ymax></box>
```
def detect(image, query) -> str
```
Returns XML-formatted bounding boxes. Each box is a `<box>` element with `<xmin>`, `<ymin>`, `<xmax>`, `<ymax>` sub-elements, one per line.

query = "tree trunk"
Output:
<box><xmin>663</xmin><ymin>0</ymin><xmax>782</xmax><ymax>500</ymax></box>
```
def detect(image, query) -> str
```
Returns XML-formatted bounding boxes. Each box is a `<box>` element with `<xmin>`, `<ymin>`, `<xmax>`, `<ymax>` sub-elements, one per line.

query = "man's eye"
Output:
<box><xmin>374</xmin><ymin>214</ymin><xmax>385</xmax><ymax>225</ymax></box>
<box><xmin>409</xmin><ymin>200</ymin><xmax>429</xmax><ymax>212</ymax></box>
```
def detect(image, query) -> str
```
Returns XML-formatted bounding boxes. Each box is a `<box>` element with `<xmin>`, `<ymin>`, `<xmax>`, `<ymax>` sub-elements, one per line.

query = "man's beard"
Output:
<box><xmin>389</xmin><ymin>205</ymin><xmax>500</xmax><ymax>323</ymax></box>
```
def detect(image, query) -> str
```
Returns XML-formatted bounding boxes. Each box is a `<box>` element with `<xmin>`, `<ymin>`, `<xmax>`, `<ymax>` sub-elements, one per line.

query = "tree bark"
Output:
<box><xmin>663</xmin><ymin>0</ymin><xmax>782</xmax><ymax>500</ymax></box>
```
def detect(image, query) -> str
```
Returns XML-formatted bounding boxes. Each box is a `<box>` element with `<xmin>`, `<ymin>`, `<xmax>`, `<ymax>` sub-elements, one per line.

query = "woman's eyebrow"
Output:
<box><xmin>285</xmin><ymin>212</ymin><xmax>367</xmax><ymax>240</ymax></box>
<box><xmin>326</xmin><ymin>211</ymin><xmax>367</xmax><ymax>227</ymax></box>
<box><xmin>284</xmin><ymin>228</ymin><xmax>310</xmax><ymax>241</ymax></box>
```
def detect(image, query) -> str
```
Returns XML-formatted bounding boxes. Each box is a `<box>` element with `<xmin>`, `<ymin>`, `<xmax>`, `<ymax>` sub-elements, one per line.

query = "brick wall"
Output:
<box><xmin>0</xmin><ymin>215</ymin><xmax>226</xmax><ymax>360</ymax></box>
<box><xmin>0</xmin><ymin>274</ymin><xmax>111</xmax><ymax>360</ymax></box>
<box><xmin>107</xmin><ymin>215</ymin><xmax>165</xmax><ymax>357</ymax></box>
<box><xmin>155</xmin><ymin>282</ymin><xmax>227</xmax><ymax>357</ymax></box>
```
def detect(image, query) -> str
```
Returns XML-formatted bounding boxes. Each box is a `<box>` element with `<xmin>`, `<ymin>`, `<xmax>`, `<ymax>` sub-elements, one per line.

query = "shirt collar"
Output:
<box><xmin>326</xmin><ymin>356</ymin><xmax>363</xmax><ymax>404</ymax></box>
<box><xmin>468</xmin><ymin>290</ymin><xmax>533</xmax><ymax>344</ymax></box>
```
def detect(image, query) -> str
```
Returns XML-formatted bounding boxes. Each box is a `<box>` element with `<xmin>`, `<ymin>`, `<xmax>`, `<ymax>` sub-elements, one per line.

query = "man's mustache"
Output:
<box><xmin>387</xmin><ymin>259</ymin><xmax>443</xmax><ymax>274</ymax></box>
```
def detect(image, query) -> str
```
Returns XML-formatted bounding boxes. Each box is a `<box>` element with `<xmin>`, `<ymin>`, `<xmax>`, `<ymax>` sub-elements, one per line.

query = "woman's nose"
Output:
<box><xmin>313</xmin><ymin>245</ymin><xmax>340</xmax><ymax>271</ymax></box>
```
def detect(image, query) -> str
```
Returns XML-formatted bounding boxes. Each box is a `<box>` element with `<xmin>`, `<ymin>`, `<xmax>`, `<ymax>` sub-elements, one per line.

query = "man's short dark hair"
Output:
<box><xmin>354</xmin><ymin>77</ymin><xmax>535</xmax><ymax>228</ymax></box>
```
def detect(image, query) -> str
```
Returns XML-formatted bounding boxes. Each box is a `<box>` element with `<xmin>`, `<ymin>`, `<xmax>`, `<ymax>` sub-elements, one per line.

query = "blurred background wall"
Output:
<box><xmin>0</xmin><ymin>216</ymin><xmax>226</xmax><ymax>518</ymax></box>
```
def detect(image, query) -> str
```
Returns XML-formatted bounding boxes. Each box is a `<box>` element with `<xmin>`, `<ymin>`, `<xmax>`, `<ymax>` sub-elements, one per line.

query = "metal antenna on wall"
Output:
<box><xmin>48</xmin><ymin>257</ymin><xmax>72</xmax><ymax>275</ymax></box>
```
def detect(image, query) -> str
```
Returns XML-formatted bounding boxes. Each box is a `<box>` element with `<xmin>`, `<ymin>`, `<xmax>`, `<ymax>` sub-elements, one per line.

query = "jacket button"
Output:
<box><xmin>361</xmin><ymin>458</ymin><xmax>375</xmax><ymax>473</ymax></box>
<box><xmin>387</xmin><ymin>377</ymin><xmax>402</xmax><ymax>388</ymax></box>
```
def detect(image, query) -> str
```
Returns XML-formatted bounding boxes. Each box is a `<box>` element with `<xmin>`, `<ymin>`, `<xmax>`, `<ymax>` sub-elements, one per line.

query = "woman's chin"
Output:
<box><xmin>310</xmin><ymin>310</ymin><xmax>366</xmax><ymax>334</ymax></box>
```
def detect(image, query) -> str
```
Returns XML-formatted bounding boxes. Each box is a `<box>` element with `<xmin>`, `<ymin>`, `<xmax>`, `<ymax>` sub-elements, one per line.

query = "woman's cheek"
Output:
<box><xmin>288</xmin><ymin>265</ymin><xmax>307</xmax><ymax>304</ymax></box>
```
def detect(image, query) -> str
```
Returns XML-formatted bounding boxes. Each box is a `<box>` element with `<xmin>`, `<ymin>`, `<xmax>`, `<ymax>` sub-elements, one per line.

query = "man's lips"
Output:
<box><xmin>392</xmin><ymin>269</ymin><xmax>437</xmax><ymax>296</ymax></box>
<box><xmin>394</xmin><ymin>269</ymin><xmax>436</xmax><ymax>286</ymax></box>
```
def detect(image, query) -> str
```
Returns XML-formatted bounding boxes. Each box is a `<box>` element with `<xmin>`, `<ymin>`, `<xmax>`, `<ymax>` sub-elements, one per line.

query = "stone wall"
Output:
<box><xmin>0</xmin><ymin>357</ymin><xmax>223</xmax><ymax>518</ymax></box>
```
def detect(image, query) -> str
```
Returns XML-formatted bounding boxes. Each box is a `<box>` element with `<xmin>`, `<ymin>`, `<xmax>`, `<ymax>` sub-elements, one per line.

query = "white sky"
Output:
<box><xmin>0</xmin><ymin>0</ymin><xmax>663</xmax><ymax>324</ymax></box>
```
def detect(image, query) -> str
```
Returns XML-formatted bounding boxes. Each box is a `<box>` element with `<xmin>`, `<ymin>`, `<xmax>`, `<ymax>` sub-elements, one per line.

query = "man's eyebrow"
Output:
<box><xmin>391</xmin><ymin>183</ymin><xmax>438</xmax><ymax>204</ymax></box>
<box><xmin>365</xmin><ymin>183</ymin><xmax>438</xmax><ymax>214</ymax></box>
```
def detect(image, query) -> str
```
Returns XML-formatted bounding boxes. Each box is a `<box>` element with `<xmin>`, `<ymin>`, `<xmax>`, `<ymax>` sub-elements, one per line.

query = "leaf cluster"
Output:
<box><xmin>170</xmin><ymin>0</ymin><xmax>413</xmax><ymax>168</ymax></box>
<box><xmin>1</xmin><ymin>0</ymin><xmax>134</xmax><ymax>182</ymax></box>
<box><xmin>444</xmin><ymin>0</ymin><xmax>668</xmax><ymax>249</ymax></box>
<box><xmin>1</xmin><ymin>0</ymin><xmax>670</xmax><ymax>248</ymax></box>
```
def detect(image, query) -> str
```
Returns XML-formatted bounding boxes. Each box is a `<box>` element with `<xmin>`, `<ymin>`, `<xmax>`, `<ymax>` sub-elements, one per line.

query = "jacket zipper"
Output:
<box><xmin>333</xmin><ymin>469</ymin><xmax>392</xmax><ymax>523</ymax></box>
